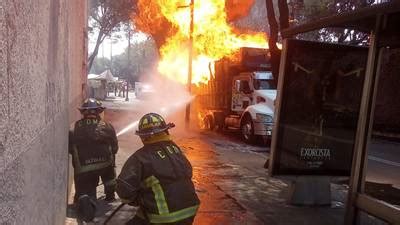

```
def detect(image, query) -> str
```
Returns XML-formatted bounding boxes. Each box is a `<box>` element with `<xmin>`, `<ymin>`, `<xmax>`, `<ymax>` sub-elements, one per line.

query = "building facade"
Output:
<box><xmin>0</xmin><ymin>0</ymin><xmax>87</xmax><ymax>224</ymax></box>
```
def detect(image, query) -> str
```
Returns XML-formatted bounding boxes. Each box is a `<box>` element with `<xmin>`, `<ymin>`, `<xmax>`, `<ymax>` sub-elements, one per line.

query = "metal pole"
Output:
<box><xmin>110</xmin><ymin>38</ymin><xmax>113</xmax><ymax>71</ymax></box>
<box><xmin>185</xmin><ymin>0</ymin><xmax>194</xmax><ymax>129</ymax></box>
<box><xmin>102</xmin><ymin>41</ymin><xmax>104</xmax><ymax>58</ymax></box>
<box><xmin>125</xmin><ymin>80</ymin><xmax>129</xmax><ymax>100</ymax></box>
<box><xmin>345</xmin><ymin>15</ymin><xmax>382</xmax><ymax>225</ymax></box>
<box><xmin>126</xmin><ymin>26</ymin><xmax>131</xmax><ymax>102</ymax></box>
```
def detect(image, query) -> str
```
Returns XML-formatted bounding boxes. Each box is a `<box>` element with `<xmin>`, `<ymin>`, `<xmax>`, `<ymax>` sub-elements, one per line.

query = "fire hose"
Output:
<box><xmin>103</xmin><ymin>203</ymin><xmax>126</xmax><ymax>225</ymax></box>
<box><xmin>103</xmin><ymin>178</ymin><xmax>139</xmax><ymax>224</ymax></box>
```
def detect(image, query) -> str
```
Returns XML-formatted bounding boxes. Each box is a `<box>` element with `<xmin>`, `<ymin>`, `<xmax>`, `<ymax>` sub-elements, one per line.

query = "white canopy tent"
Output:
<box><xmin>88</xmin><ymin>70</ymin><xmax>118</xmax><ymax>82</ymax></box>
<box><xmin>87</xmin><ymin>70</ymin><xmax>119</xmax><ymax>100</ymax></box>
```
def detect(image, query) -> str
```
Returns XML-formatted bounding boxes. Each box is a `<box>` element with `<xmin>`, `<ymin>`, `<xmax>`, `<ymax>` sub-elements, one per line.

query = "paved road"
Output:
<box><xmin>364</xmin><ymin>140</ymin><xmax>400</xmax><ymax>206</ymax></box>
<box><xmin>367</xmin><ymin>140</ymin><xmax>400</xmax><ymax>188</ymax></box>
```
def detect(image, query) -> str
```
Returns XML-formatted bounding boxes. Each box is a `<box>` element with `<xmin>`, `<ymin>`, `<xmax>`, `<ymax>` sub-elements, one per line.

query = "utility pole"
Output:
<box><xmin>110</xmin><ymin>38</ymin><xmax>113</xmax><ymax>71</ymax></box>
<box><xmin>126</xmin><ymin>24</ymin><xmax>131</xmax><ymax>102</ymax></box>
<box><xmin>102</xmin><ymin>41</ymin><xmax>104</xmax><ymax>58</ymax></box>
<box><xmin>185</xmin><ymin>0</ymin><xmax>194</xmax><ymax>129</ymax></box>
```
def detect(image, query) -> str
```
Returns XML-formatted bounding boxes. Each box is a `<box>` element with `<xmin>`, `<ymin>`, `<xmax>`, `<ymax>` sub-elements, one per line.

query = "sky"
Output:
<box><xmin>88</xmin><ymin>31</ymin><xmax>149</xmax><ymax>59</ymax></box>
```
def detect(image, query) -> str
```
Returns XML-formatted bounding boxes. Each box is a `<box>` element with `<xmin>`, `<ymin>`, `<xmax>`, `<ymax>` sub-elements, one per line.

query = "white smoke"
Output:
<box><xmin>116</xmin><ymin>72</ymin><xmax>193</xmax><ymax>137</ymax></box>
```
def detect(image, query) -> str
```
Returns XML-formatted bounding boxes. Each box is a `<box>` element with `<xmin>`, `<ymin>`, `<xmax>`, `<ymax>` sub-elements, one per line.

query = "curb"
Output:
<box><xmin>372</xmin><ymin>131</ymin><xmax>400</xmax><ymax>140</ymax></box>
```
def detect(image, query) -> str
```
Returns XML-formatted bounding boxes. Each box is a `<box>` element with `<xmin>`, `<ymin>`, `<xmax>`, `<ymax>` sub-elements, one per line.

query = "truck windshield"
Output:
<box><xmin>253</xmin><ymin>79</ymin><xmax>276</xmax><ymax>90</ymax></box>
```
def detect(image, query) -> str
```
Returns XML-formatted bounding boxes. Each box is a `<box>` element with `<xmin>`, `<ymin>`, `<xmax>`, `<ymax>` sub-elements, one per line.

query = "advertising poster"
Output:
<box><xmin>272</xmin><ymin>40</ymin><xmax>369</xmax><ymax>176</ymax></box>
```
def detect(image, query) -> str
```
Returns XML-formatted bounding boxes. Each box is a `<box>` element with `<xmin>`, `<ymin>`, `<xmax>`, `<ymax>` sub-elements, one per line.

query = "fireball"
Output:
<box><xmin>135</xmin><ymin>0</ymin><xmax>268</xmax><ymax>84</ymax></box>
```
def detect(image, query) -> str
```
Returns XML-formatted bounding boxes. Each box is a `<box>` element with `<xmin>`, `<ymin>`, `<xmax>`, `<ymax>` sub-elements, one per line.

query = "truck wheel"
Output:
<box><xmin>204</xmin><ymin>116</ymin><xmax>215</xmax><ymax>130</ymax></box>
<box><xmin>262</xmin><ymin>136</ymin><xmax>272</xmax><ymax>146</ymax></box>
<box><xmin>241</xmin><ymin>117</ymin><xmax>256</xmax><ymax>143</ymax></box>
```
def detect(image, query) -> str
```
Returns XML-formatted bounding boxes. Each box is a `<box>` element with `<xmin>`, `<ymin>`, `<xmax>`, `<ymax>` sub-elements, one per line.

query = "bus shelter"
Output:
<box><xmin>269</xmin><ymin>2</ymin><xmax>400</xmax><ymax>224</ymax></box>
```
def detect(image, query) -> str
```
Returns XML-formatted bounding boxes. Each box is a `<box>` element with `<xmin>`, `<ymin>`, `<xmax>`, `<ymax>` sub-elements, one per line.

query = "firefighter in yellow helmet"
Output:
<box><xmin>116</xmin><ymin>113</ymin><xmax>200</xmax><ymax>225</ymax></box>
<box><xmin>69</xmin><ymin>98</ymin><xmax>118</xmax><ymax>222</ymax></box>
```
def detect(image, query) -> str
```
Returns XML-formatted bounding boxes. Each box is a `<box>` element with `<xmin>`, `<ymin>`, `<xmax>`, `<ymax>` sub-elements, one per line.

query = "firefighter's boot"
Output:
<box><xmin>77</xmin><ymin>194</ymin><xmax>96</xmax><ymax>222</ymax></box>
<box><xmin>105</xmin><ymin>192</ymin><xmax>116</xmax><ymax>202</ymax></box>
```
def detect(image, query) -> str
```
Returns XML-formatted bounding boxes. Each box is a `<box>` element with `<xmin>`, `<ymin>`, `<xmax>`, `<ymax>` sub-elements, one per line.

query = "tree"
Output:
<box><xmin>324</xmin><ymin>0</ymin><xmax>371</xmax><ymax>44</ymax></box>
<box><xmin>88</xmin><ymin>0</ymin><xmax>137</xmax><ymax>72</ymax></box>
<box><xmin>294</xmin><ymin>0</ymin><xmax>373</xmax><ymax>45</ymax></box>
<box><xmin>265</xmin><ymin>0</ymin><xmax>290</xmax><ymax>79</ymax></box>
<box><xmin>264</xmin><ymin>0</ymin><xmax>377</xmax><ymax>79</ymax></box>
<box><xmin>133</xmin><ymin>0</ymin><xmax>176</xmax><ymax>49</ymax></box>
<box><xmin>90</xmin><ymin>37</ymin><xmax>159</xmax><ymax>82</ymax></box>
<box><xmin>116</xmin><ymin>37</ymin><xmax>159</xmax><ymax>81</ymax></box>
<box><xmin>89</xmin><ymin>57</ymin><xmax>111</xmax><ymax>74</ymax></box>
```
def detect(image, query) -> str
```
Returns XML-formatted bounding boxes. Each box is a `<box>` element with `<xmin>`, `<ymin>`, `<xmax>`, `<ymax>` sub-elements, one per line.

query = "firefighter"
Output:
<box><xmin>116</xmin><ymin>113</ymin><xmax>200</xmax><ymax>225</ymax></box>
<box><xmin>69</xmin><ymin>98</ymin><xmax>119</xmax><ymax>221</ymax></box>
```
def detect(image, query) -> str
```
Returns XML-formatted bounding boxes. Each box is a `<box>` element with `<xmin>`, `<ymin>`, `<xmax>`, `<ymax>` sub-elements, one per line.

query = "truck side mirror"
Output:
<box><xmin>235</xmin><ymin>80</ymin><xmax>241</xmax><ymax>92</ymax></box>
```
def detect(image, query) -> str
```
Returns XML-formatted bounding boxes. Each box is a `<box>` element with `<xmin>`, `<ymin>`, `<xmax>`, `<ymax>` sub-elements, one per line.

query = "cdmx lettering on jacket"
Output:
<box><xmin>157</xmin><ymin>145</ymin><xmax>182</xmax><ymax>159</ymax></box>
<box><xmin>78</xmin><ymin>119</ymin><xmax>106</xmax><ymax>127</ymax></box>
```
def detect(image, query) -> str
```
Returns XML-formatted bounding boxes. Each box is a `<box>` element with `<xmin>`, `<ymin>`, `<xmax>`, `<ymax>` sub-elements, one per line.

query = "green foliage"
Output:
<box><xmin>88</xmin><ymin>0</ymin><xmax>135</xmax><ymax>35</ymax></box>
<box><xmin>89</xmin><ymin>57</ymin><xmax>111</xmax><ymax>75</ymax></box>
<box><xmin>90</xmin><ymin>37</ymin><xmax>159</xmax><ymax>83</ymax></box>
<box><xmin>294</xmin><ymin>0</ymin><xmax>375</xmax><ymax>44</ymax></box>
<box><xmin>88</xmin><ymin>0</ymin><xmax>137</xmax><ymax>72</ymax></box>
<box><xmin>299</xmin><ymin>0</ymin><xmax>373</xmax><ymax>21</ymax></box>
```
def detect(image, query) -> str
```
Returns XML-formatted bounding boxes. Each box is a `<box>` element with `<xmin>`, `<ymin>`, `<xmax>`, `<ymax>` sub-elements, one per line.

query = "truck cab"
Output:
<box><xmin>228</xmin><ymin>71</ymin><xmax>277</xmax><ymax>142</ymax></box>
<box><xmin>196</xmin><ymin>47</ymin><xmax>276</xmax><ymax>144</ymax></box>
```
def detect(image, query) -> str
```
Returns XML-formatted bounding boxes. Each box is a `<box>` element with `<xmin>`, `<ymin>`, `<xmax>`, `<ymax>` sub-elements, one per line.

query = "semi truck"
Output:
<box><xmin>195</xmin><ymin>47</ymin><xmax>277</xmax><ymax>143</ymax></box>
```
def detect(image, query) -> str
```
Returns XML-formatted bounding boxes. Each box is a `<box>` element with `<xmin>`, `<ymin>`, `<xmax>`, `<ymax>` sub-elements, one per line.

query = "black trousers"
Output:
<box><xmin>74</xmin><ymin>166</ymin><xmax>116</xmax><ymax>202</ymax></box>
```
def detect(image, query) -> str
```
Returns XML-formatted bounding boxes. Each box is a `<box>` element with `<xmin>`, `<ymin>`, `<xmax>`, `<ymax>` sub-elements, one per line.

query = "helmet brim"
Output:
<box><xmin>78</xmin><ymin>106</ymin><xmax>106</xmax><ymax>110</ymax></box>
<box><xmin>135</xmin><ymin>123</ymin><xmax>175</xmax><ymax>137</ymax></box>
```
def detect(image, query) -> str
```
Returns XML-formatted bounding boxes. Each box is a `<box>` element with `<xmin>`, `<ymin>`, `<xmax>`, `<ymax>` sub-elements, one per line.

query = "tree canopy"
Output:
<box><xmin>89</xmin><ymin>37</ymin><xmax>159</xmax><ymax>83</ymax></box>
<box><xmin>88</xmin><ymin>0</ymin><xmax>137</xmax><ymax>72</ymax></box>
<box><xmin>264</xmin><ymin>0</ymin><xmax>380</xmax><ymax>79</ymax></box>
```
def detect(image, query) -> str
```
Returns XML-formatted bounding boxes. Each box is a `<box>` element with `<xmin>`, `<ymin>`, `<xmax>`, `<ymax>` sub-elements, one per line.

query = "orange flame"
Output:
<box><xmin>135</xmin><ymin>0</ymin><xmax>268</xmax><ymax>84</ymax></box>
<box><xmin>226</xmin><ymin>0</ymin><xmax>256</xmax><ymax>21</ymax></box>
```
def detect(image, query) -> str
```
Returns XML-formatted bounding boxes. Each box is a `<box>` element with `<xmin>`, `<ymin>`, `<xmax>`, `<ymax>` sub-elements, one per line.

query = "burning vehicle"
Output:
<box><xmin>134</xmin><ymin>0</ymin><xmax>268</xmax><ymax>85</ymax></box>
<box><xmin>195</xmin><ymin>47</ymin><xmax>276</xmax><ymax>143</ymax></box>
<box><xmin>133</xmin><ymin>0</ymin><xmax>271</xmax><ymax>144</ymax></box>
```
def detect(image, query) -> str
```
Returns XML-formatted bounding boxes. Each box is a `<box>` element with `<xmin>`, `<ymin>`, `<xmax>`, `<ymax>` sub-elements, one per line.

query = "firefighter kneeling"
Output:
<box><xmin>116</xmin><ymin>113</ymin><xmax>200</xmax><ymax>225</ymax></box>
<box><xmin>69</xmin><ymin>98</ymin><xmax>119</xmax><ymax>222</ymax></box>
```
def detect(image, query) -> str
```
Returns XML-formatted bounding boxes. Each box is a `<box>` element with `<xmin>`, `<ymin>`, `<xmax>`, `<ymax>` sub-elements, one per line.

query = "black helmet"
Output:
<box><xmin>78</xmin><ymin>98</ymin><xmax>105</xmax><ymax>114</ymax></box>
<box><xmin>136</xmin><ymin>113</ymin><xmax>175</xmax><ymax>137</ymax></box>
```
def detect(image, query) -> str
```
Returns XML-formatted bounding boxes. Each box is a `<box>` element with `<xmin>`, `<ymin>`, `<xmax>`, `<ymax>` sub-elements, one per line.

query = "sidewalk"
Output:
<box><xmin>177</xmin><ymin>134</ymin><xmax>346</xmax><ymax>225</ymax></box>
<box><xmin>65</xmin><ymin>96</ymin><xmax>347</xmax><ymax>225</ymax></box>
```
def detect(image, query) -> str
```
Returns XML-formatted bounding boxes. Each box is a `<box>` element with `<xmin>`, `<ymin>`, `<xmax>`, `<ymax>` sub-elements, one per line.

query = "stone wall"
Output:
<box><xmin>0</xmin><ymin>0</ymin><xmax>86</xmax><ymax>224</ymax></box>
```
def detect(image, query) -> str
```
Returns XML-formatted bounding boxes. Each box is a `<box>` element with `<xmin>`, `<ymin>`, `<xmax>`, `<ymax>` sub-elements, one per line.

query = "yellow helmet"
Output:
<box><xmin>136</xmin><ymin>113</ymin><xmax>175</xmax><ymax>137</ymax></box>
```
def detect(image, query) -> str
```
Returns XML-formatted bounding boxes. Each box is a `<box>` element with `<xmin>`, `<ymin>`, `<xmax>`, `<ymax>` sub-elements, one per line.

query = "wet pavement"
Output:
<box><xmin>65</xmin><ymin>95</ymin><xmax>347</xmax><ymax>225</ymax></box>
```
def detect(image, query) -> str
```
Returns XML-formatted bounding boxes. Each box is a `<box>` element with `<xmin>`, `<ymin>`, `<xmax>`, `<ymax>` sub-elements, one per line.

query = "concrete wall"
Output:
<box><xmin>0</xmin><ymin>0</ymin><xmax>86</xmax><ymax>224</ymax></box>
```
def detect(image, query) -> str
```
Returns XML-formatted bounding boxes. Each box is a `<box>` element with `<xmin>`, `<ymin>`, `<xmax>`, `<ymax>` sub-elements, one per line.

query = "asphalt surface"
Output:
<box><xmin>364</xmin><ymin>140</ymin><xmax>400</xmax><ymax>206</ymax></box>
<box><xmin>367</xmin><ymin>140</ymin><xmax>400</xmax><ymax>187</ymax></box>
